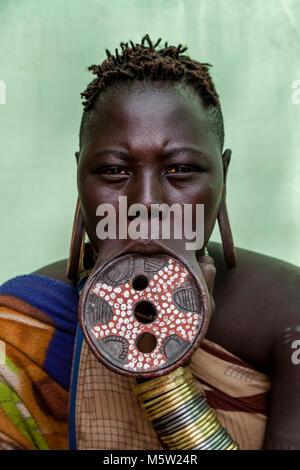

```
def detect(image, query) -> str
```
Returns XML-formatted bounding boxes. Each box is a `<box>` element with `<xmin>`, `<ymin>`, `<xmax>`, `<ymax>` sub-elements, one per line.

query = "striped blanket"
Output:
<box><xmin>0</xmin><ymin>275</ymin><xmax>78</xmax><ymax>449</ymax></box>
<box><xmin>0</xmin><ymin>274</ymin><xmax>270</xmax><ymax>450</ymax></box>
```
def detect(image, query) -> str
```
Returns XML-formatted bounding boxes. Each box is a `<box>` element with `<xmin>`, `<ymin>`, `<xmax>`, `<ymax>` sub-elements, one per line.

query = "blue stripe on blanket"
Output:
<box><xmin>68</xmin><ymin>324</ymin><xmax>84</xmax><ymax>450</ymax></box>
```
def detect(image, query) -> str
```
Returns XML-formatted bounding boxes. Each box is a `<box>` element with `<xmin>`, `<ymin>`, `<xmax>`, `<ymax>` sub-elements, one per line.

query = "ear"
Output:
<box><xmin>75</xmin><ymin>151</ymin><xmax>80</xmax><ymax>164</ymax></box>
<box><xmin>221</xmin><ymin>148</ymin><xmax>232</xmax><ymax>187</ymax></box>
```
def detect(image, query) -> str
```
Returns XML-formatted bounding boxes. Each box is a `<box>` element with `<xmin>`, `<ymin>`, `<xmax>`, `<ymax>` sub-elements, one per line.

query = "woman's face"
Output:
<box><xmin>77</xmin><ymin>81</ymin><xmax>225</xmax><ymax>255</ymax></box>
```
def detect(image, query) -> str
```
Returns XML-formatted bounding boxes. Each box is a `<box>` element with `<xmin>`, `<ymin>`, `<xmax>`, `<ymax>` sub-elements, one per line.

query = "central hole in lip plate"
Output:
<box><xmin>132</xmin><ymin>274</ymin><xmax>149</xmax><ymax>291</ymax></box>
<box><xmin>134</xmin><ymin>300</ymin><xmax>157</xmax><ymax>324</ymax></box>
<box><xmin>136</xmin><ymin>332</ymin><xmax>157</xmax><ymax>353</ymax></box>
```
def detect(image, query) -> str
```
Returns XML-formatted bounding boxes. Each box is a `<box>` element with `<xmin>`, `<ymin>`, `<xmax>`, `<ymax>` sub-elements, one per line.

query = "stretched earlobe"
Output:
<box><xmin>217</xmin><ymin>188</ymin><xmax>237</xmax><ymax>269</ymax></box>
<box><xmin>222</xmin><ymin>148</ymin><xmax>232</xmax><ymax>188</ymax></box>
<box><xmin>67</xmin><ymin>199</ymin><xmax>85</xmax><ymax>281</ymax></box>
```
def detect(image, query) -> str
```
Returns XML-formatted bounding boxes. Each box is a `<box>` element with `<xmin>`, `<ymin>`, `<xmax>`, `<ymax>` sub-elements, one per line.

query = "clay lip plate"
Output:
<box><xmin>79</xmin><ymin>253</ymin><xmax>210</xmax><ymax>378</ymax></box>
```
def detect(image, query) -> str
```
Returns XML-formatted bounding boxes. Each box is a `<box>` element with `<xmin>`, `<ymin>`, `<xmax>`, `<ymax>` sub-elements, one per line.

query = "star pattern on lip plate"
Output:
<box><xmin>89</xmin><ymin>257</ymin><xmax>202</xmax><ymax>373</ymax></box>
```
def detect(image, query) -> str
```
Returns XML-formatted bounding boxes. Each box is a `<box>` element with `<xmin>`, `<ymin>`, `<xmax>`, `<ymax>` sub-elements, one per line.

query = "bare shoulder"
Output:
<box><xmin>209</xmin><ymin>241</ymin><xmax>300</xmax><ymax>307</ymax></box>
<box><xmin>207</xmin><ymin>242</ymin><xmax>300</xmax><ymax>371</ymax></box>
<box><xmin>207</xmin><ymin>245</ymin><xmax>300</xmax><ymax>450</ymax></box>
<box><xmin>32</xmin><ymin>259</ymin><xmax>74</xmax><ymax>286</ymax></box>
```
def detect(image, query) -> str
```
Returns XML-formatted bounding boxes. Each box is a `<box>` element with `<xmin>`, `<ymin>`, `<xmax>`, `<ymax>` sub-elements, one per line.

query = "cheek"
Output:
<box><xmin>77</xmin><ymin>167</ymin><xmax>127</xmax><ymax>247</ymax></box>
<box><xmin>203</xmin><ymin>184</ymin><xmax>222</xmax><ymax>241</ymax></box>
<box><xmin>202</xmin><ymin>171</ymin><xmax>223</xmax><ymax>241</ymax></box>
<box><xmin>168</xmin><ymin>176</ymin><xmax>222</xmax><ymax>247</ymax></box>
<box><xmin>185</xmin><ymin>172</ymin><xmax>222</xmax><ymax>243</ymax></box>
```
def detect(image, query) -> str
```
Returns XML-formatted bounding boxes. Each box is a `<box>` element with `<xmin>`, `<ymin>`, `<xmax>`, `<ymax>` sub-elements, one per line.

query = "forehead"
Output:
<box><xmin>80</xmin><ymin>81</ymin><xmax>220</xmax><ymax>157</ymax></box>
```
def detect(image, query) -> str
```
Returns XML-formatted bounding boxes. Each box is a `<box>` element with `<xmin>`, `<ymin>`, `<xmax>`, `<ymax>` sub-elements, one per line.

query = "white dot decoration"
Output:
<box><xmin>88</xmin><ymin>256</ymin><xmax>202</xmax><ymax>372</ymax></box>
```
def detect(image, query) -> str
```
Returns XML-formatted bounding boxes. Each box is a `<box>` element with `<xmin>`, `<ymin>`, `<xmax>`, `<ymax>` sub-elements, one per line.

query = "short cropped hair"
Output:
<box><xmin>79</xmin><ymin>34</ymin><xmax>224</xmax><ymax>150</ymax></box>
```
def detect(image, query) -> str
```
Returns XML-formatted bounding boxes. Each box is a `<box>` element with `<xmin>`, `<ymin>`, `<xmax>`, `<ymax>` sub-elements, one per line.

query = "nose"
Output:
<box><xmin>127</xmin><ymin>169</ymin><xmax>166</xmax><ymax>219</ymax></box>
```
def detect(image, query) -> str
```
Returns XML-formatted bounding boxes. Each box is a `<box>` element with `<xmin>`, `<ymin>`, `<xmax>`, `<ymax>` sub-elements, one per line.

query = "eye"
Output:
<box><xmin>165</xmin><ymin>165</ymin><xmax>199</xmax><ymax>175</ymax></box>
<box><xmin>96</xmin><ymin>167</ymin><xmax>129</xmax><ymax>177</ymax></box>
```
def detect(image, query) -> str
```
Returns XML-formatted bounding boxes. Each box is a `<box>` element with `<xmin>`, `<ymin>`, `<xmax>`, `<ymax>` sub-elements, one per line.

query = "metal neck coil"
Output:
<box><xmin>133</xmin><ymin>366</ymin><xmax>239</xmax><ymax>450</ymax></box>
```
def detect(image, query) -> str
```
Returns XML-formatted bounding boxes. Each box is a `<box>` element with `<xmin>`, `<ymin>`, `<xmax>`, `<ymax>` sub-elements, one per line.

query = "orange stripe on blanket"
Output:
<box><xmin>0</xmin><ymin>294</ymin><xmax>54</xmax><ymax>326</ymax></box>
<box><xmin>0</xmin><ymin>308</ymin><xmax>53</xmax><ymax>368</ymax></box>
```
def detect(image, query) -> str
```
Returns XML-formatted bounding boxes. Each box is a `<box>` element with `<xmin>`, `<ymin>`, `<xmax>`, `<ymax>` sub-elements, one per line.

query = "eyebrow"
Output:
<box><xmin>163</xmin><ymin>146</ymin><xmax>208</xmax><ymax>159</ymax></box>
<box><xmin>91</xmin><ymin>149</ymin><xmax>128</xmax><ymax>159</ymax></box>
<box><xmin>91</xmin><ymin>146</ymin><xmax>208</xmax><ymax>160</ymax></box>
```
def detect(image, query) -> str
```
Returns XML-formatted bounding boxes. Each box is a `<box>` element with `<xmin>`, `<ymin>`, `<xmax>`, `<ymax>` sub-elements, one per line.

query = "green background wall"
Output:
<box><xmin>0</xmin><ymin>0</ymin><xmax>300</xmax><ymax>284</ymax></box>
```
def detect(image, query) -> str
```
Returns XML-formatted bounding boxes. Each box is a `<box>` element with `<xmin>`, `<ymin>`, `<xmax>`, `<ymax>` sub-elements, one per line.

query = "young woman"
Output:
<box><xmin>0</xmin><ymin>35</ymin><xmax>299</xmax><ymax>450</ymax></box>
